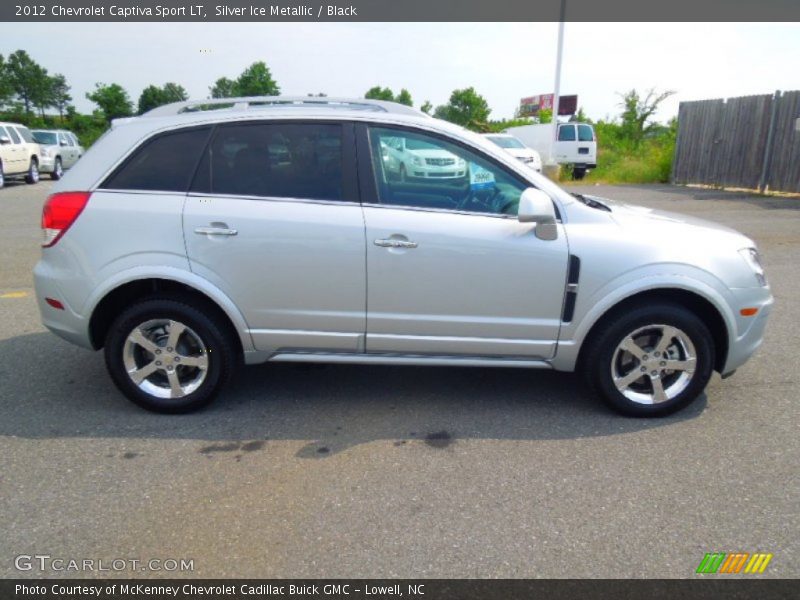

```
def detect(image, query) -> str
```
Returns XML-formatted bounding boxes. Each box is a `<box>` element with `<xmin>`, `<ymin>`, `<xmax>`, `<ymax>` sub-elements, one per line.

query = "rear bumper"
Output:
<box><xmin>33</xmin><ymin>259</ymin><xmax>93</xmax><ymax>349</ymax></box>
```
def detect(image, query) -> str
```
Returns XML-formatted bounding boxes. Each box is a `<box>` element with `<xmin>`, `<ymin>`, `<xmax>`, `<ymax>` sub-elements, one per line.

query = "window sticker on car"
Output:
<box><xmin>469</xmin><ymin>162</ymin><xmax>496</xmax><ymax>190</ymax></box>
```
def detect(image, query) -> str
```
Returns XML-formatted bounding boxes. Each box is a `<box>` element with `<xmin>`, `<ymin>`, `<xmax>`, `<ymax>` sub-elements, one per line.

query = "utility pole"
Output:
<box><xmin>548</xmin><ymin>0</ymin><xmax>566</xmax><ymax>165</ymax></box>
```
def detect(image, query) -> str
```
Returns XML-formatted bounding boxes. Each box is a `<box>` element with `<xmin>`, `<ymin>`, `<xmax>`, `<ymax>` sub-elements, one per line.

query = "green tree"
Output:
<box><xmin>395</xmin><ymin>88</ymin><xmax>413</xmax><ymax>106</ymax></box>
<box><xmin>364</xmin><ymin>86</ymin><xmax>395</xmax><ymax>101</ymax></box>
<box><xmin>86</xmin><ymin>83</ymin><xmax>133</xmax><ymax>123</ymax></box>
<box><xmin>7</xmin><ymin>50</ymin><xmax>45</xmax><ymax>114</ymax></box>
<box><xmin>537</xmin><ymin>108</ymin><xmax>553</xmax><ymax>124</ymax></box>
<box><xmin>138</xmin><ymin>82</ymin><xmax>188</xmax><ymax>114</ymax></box>
<box><xmin>0</xmin><ymin>54</ymin><xmax>13</xmax><ymax>108</ymax></box>
<box><xmin>210</xmin><ymin>76</ymin><xmax>236</xmax><ymax>99</ymax></box>
<box><xmin>49</xmin><ymin>74</ymin><xmax>72</xmax><ymax>120</ymax></box>
<box><xmin>434</xmin><ymin>87</ymin><xmax>491</xmax><ymax>131</ymax></box>
<box><xmin>234</xmin><ymin>61</ymin><xmax>280</xmax><ymax>96</ymax></box>
<box><xmin>618</xmin><ymin>88</ymin><xmax>675</xmax><ymax>146</ymax></box>
<box><xmin>420</xmin><ymin>100</ymin><xmax>433</xmax><ymax>115</ymax></box>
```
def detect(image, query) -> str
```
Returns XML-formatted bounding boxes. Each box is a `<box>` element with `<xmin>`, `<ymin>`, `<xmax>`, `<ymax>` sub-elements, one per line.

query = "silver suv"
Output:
<box><xmin>34</xmin><ymin>97</ymin><xmax>773</xmax><ymax>416</ymax></box>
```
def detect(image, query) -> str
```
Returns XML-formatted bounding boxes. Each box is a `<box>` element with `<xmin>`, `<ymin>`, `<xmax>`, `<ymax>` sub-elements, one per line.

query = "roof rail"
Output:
<box><xmin>143</xmin><ymin>96</ymin><xmax>428</xmax><ymax>118</ymax></box>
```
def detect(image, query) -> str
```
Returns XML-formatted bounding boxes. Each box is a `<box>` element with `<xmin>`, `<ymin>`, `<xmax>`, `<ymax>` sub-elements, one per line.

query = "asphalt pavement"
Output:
<box><xmin>0</xmin><ymin>180</ymin><xmax>797</xmax><ymax>578</ymax></box>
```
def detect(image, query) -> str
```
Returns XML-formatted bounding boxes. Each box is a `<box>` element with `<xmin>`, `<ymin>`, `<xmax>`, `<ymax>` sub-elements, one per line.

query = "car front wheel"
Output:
<box><xmin>104</xmin><ymin>298</ymin><xmax>236</xmax><ymax>413</ymax></box>
<box><xmin>584</xmin><ymin>303</ymin><xmax>715</xmax><ymax>417</ymax></box>
<box><xmin>25</xmin><ymin>158</ymin><xmax>39</xmax><ymax>184</ymax></box>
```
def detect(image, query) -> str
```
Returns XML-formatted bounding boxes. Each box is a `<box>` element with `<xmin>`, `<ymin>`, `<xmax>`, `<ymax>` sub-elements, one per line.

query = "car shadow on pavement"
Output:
<box><xmin>0</xmin><ymin>332</ymin><xmax>707</xmax><ymax>458</ymax></box>
<box><xmin>584</xmin><ymin>183</ymin><xmax>800</xmax><ymax>209</ymax></box>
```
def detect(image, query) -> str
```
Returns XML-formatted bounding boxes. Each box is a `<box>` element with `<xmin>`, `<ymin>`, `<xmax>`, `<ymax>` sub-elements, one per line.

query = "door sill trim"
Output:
<box><xmin>268</xmin><ymin>352</ymin><xmax>552</xmax><ymax>369</ymax></box>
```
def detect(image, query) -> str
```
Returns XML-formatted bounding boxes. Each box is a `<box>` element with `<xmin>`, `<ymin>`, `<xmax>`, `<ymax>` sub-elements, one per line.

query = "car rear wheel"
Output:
<box><xmin>50</xmin><ymin>158</ymin><xmax>63</xmax><ymax>181</ymax></box>
<box><xmin>104</xmin><ymin>298</ymin><xmax>237</xmax><ymax>413</ymax></box>
<box><xmin>584</xmin><ymin>303</ymin><xmax>715</xmax><ymax>417</ymax></box>
<box><xmin>0</xmin><ymin>162</ymin><xmax>4</xmax><ymax>189</ymax></box>
<box><xmin>25</xmin><ymin>158</ymin><xmax>39</xmax><ymax>184</ymax></box>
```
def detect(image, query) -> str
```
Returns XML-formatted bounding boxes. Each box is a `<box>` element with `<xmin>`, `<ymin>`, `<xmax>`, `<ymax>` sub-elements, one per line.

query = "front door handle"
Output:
<box><xmin>374</xmin><ymin>238</ymin><xmax>418</xmax><ymax>249</ymax></box>
<box><xmin>194</xmin><ymin>226</ymin><xmax>238</xmax><ymax>236</ymax></box>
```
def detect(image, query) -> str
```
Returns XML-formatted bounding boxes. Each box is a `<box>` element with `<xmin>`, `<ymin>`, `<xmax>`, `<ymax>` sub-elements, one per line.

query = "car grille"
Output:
<box><xmin>425</xmin><ymin>157</ymin><xmax>455</xmax><ymax>166</ymax></box>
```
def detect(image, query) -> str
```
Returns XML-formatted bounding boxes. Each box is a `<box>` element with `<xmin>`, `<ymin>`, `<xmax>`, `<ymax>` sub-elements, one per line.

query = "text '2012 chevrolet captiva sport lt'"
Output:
<box><xmin>34</xmin><ymin>97</ymin><xmax>773</xmax><ymax>416</ymax></box>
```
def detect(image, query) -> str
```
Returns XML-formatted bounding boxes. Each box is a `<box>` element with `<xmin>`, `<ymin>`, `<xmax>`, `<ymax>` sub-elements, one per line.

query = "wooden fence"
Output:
<box><xmin>672</xmin><ymin>91</ymin><xmax>800</xmax><ymax>193</ymax></box>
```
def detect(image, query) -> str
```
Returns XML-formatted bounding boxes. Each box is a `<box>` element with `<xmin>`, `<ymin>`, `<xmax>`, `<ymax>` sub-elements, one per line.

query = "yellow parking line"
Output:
<box><xmin>0</xmin><ymin>291</ymin><xmax>28</xmax><ymax>299</ymax></box>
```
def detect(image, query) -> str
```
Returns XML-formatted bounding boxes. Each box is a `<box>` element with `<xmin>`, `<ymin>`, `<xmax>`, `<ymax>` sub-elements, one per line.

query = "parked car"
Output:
<box><xmin>31</xmin><ymin>129</ymin><xmax>84</xmax><ymax>180</ymax></box>
<box><xmin>505</xmin><ymin>122</ymin><xmax>597</xmax><ymax>179</ymax></box>
<box><xmin>0</xmin><ymin>121</ymin><xmax>42</xmax><ymax>187</ymax></box>
<box><xmin>483</xmin><ymin>133</ymin><xmax>542</xmax><ymax>172</ymax></box>
<box><xmin>34</xmin><ymin>96</ymin><xmax>772</xmax><ymax>416</ymax></box>
<box><xmin>381</xmin><ymin>134</ymin><xmax>467</xmax><ymax>181</ymax></box>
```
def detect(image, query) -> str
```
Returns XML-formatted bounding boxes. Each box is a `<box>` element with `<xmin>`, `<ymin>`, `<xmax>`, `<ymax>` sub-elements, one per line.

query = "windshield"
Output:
<box><xmin>33</xmin><ymin>131</ymin><xmax>58</xmax><ymax>145</ymax></box>
<box><xmin>487</xmin><ymin>135</ymin><xmax>526</xmax><ymax>149</ymax></box>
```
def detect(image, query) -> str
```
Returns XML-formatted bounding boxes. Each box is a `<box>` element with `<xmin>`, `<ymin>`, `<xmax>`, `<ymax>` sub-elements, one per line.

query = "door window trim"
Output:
<box><xmin>356</xmin><ymin>122</ymin><xmax>544</xmax><ymax>219</ymax></box>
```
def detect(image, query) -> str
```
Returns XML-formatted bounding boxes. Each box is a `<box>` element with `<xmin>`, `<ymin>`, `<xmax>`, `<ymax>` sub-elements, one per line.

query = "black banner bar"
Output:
<box><xmin>2</xmin><ymin>579</ymin><xmax>799</xmax><ymax>600</ymax></box>
<box><xmin>2</xmin><ymin>0</ymin><xmax>800</xmax><ymax>22</ymax></box>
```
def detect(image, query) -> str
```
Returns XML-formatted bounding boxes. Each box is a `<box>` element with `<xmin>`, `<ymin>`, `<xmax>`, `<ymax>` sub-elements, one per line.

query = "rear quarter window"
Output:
<box><xmin>7</xmin><ymin>127</ymin><xmax>21</xmax><ymax>144</ymax></box>
<box><xmin>16</xmin><ymin>127</ymin><xmax>34</xmax><ymax>143</ymax></box>
<box><xmin>102</xmin><ymin>126</ymin><xmax>212</xmax><ymax>192</ymax></box>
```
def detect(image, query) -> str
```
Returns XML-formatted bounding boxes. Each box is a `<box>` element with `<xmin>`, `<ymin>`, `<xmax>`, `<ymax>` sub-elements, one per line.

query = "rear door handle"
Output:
<box><xmin>194</xmin><ymin>226</ymin><xmax>238</xmax><ymax>236</ymax></box>
<box><xmin>374</xmin><ymin>238</ymin><xmax>418</xmax><ymax>249</ymax></box>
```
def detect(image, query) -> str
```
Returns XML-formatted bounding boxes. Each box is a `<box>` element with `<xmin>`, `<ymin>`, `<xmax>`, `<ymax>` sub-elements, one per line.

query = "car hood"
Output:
<box><xmin>581</xmin><ymin>194</ymin><xmax>754</xmax><ymax>247</ymax></box>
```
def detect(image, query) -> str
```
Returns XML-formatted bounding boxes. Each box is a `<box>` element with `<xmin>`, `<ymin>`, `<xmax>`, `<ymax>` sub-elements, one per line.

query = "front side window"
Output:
<box><xmin>558</xmin><ymin>125</ymin><xmax>576</xmax><ymax>141</ymax></box>
<box><xmin>368</xmin><ymin>126</ymin><xmax>527</xmax><ymax>216</ymax></box>
<box><xmin>578</xmin><ymin>124</ymin><xmax>594</xmax><ymax>142</ymax></box>
<box><xmin>103</xmin><ymin>126</ymin><xmax>212</xmax><ymax>192</ymax></box>
<box><xmin>192</xmin><ymin>122</ymin><xmax>344</xmax><ymax>201</ymax></box>
<box><xmin>16</xmin><ymin>127</ymin><xmax>34</xmax><ymax>143</ymax></box>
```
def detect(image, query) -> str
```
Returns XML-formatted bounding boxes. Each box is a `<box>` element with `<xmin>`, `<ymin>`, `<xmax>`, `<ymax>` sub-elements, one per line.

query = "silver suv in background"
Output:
<box><xmin>31</xmin><ymin>129</ymin><xmax>84</xmax><ymax>180</ymax></box>
<box><xmin>34</xmin><ymin>97</ymin><xmax>773</xmax><ymax>416</ymax></box>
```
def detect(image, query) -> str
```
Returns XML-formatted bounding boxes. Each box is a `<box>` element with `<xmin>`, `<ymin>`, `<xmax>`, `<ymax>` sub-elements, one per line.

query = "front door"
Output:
<box><xmin>362</xmin><ymin>126</ymin><xmax>569</xmax><ymax>359</ymax></box>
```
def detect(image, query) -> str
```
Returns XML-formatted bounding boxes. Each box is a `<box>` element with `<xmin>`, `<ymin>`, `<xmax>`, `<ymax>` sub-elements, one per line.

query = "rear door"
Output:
<box><xmin>183</xmin><ymin>120</ymin><xmax>367</xmax><ymax>354</ymax></box>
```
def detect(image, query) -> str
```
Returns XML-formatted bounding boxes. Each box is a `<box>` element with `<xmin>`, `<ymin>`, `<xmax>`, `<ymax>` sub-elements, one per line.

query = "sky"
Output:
<box><xmin>1</xmin><ymin>22</ymin><xmax>799</xmax><ymax>122</ymax></box>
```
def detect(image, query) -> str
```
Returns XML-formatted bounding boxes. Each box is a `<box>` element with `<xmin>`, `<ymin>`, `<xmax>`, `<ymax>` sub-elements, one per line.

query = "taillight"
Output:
<box><xmin>41</xmin><ymin>192</ymin><xmax>91</xmax><ymax>247</ymax></box>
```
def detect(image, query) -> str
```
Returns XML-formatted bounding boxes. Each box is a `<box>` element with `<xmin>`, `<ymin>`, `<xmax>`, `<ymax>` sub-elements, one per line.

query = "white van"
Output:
<box><xmin>505</xmin><ymin>122</ymin><xmax>597</xmax><ymax>179</ymax></box>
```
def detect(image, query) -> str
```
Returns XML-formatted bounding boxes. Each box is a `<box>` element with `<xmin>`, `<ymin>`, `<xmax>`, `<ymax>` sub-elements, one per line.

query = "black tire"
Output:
<box><xmin>104</xmin><ymin>297</ymin><xmax>237</xmax><ymax>413</ymax></box>
<box><xmin>50</xmin><ymin>158</ymin><xmax>63</xmax><ymax>181</ymax></box>
<box><xmin>572</xmin><ymin>167</ymin><xmax>587</xmax><ymax>180</ymax></box>
<box><xmin>582</xmin><ymin>303</ymin><xmax>715</xmax><ymax>417</ymax></box>
<box><xmin>25</xmin><ymin>158</ymin><xmax>39</xmax><ymax>184</ymax></box>
<box><xmin>0</xmin><ymin>161</ymin><xmax>4</xmax><ymax>189</ymax></box>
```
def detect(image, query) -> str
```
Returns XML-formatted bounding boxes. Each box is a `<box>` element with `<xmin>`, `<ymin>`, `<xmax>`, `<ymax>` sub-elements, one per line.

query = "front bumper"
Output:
<box><xmin>722</xmin><ymin>287</ymin><xmax>774</xmax><ymax>375</ymax></box>
<box><xmin>38</xmin><ymin>154</ymin><xmax>56</xmax><ymax>173</ymax></box>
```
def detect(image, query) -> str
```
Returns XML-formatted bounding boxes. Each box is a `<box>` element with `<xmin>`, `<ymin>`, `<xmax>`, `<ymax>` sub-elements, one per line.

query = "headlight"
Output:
<box><xmin>738</xmin><ymin>247</ymin><xmax>767</xmax><ymax>287</ymax></box>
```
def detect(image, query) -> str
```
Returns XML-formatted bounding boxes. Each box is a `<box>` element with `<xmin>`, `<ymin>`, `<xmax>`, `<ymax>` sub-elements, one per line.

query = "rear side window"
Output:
<box><xmin>103</xmin><ymin>127</ymin><xmax>211</xmax><ymax>192</ymax></box>
<box><xmin>7</xmin><ymin>127</ymin><xmax>21</xmax><ymax>144</ymax></box>
<box><xmin>578</xmin><ymin>124</ymin><xmax>594</xmax><ymax>142</ymax></box>
<box><xmin>558</xmin><ymin>125</ymin><xmax>576</xmax><ymax>141</ymax></box>
<box><xmin>191</xmin><ymin>122</ymin><xmax>344</xmax><ymax>201</ymax></box>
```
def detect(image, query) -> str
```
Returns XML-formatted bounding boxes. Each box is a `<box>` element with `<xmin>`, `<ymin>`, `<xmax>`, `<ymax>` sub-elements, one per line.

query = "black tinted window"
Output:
<box><xmin>104</xmin><ymin>127</ymin><xmax>211</xmax><ymax>192</ymax></box>
<box><xmin>558</xmin><ymin>125</ymin><xmax>576</xmax><ymax>141</ymax></box>
<box><xmin>193</xmin><ymin>122</ymin><xmax>343</xmax><ymax>201</ymax></box>
<box><xmin>578</xmin><ymin>124</ymin><xmax>594</xmax><ymax>141</ymax></box>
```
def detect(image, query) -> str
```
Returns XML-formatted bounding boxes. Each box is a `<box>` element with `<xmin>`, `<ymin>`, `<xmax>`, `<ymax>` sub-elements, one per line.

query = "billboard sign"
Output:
<box><xmin>520</xmin><ymin>94</ymin><xmax>578</xmax><ymax>117</ymax></box>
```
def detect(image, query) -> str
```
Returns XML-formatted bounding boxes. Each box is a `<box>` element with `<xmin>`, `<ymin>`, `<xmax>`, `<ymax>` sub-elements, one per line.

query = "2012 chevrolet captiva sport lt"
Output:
<box><xmin>34</xmin><ymin>97</ymin><xmax>773</xmax><ymax>416</ymax></box>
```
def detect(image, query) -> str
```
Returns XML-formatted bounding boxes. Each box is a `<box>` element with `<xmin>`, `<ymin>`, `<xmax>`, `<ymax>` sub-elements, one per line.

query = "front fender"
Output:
<box><xmin>551</xmin><ymin>265</ymin><xmax>738</xmax><ymax>372</ymax></box>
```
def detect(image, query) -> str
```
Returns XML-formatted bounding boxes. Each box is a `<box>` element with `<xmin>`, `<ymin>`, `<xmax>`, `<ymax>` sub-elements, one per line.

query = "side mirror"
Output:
<box><xmin>0</xmin><ymin>136</ymin><xmax>10</xmax><ymax>145</ymax></box>
<box><xmin>60</xmin><ymin>139</ymin><xmax>69</xmax><ymax>146</ymax></box>
<box><xmin>518</xmin><ymin>187</ymin><xmax>558</xmax><ymax>241</ymax></box>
